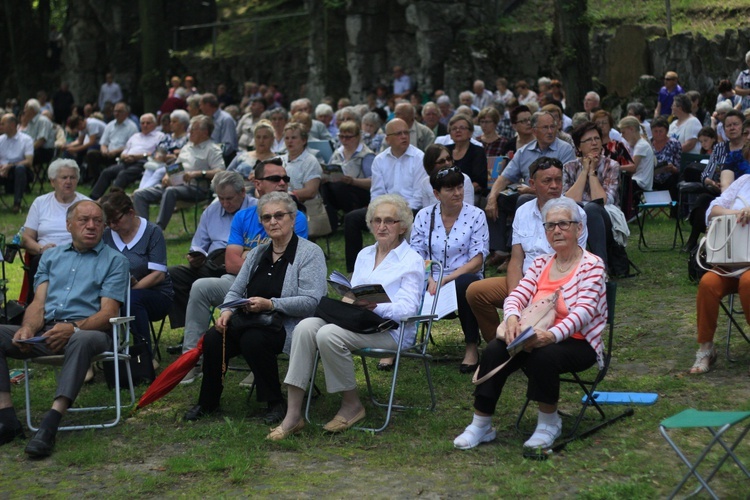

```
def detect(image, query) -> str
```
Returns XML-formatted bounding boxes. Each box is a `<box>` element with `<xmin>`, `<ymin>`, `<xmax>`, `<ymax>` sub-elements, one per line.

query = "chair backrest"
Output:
<box><xmin>413</xmin><ymin>261</ymin><xmax>444</xmax><ymax>353</ymax></box>
<box><xmin>307</xmin><ymin>140</ymin><xmax>334</xmax><ymax>163</ymax></box>
<box><xmin>601</xmin><ymin>281</ymin><xmax>616</xmax><ymax>373</ymax></box>
<box><xmin>679</xmin><ymin>152</ymin><xmax>710</xmax><ymax>174</ymax></box>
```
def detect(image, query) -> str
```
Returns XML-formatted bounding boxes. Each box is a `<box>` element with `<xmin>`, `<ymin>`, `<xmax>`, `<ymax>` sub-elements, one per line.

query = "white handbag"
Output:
<box><xmin>698</xmin><ymin>213</ymin><xmax>750</xmax><ymax>277</ymax></box>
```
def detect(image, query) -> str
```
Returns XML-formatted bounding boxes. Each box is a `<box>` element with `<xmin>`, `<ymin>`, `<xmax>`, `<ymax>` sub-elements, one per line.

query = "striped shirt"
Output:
<box><xmin>503</xmin><ymin>249</ymin><xmax>607</xmax><ymax>368</ymax></box>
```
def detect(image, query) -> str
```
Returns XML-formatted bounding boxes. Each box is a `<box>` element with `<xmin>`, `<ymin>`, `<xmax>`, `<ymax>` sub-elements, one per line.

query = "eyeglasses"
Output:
<box><xmin>542</xmin><ymin>220</ymin><xmax>578</xmax><ymax>232</ymax></box>
<box><xmin>534</xmin><ymin>125</ymin><xmax>556</xmax><ymax>132</ymax></box>
<box><xmin>436</xmin><ymin>165</ymin><xmax>460</xmax><ymax>178</ymax></box>
<box><xmin>579</xmin><ymin>135</ymin><xmax>602</xmax><ymax>145</ymax></box>
<box><xmin>260</xmin><ymin>211</ymin><xmax>292</xmax><ymax>223</ymax></box>
<box><xmin>256</xmin><ymin>174</ymin><xmax>290</xmax><ymax>183</ymax></box>
<box><xmin>107</xmin><ymin>212</ymin><xmax>127</xmax><ymax>226</ymax></box>
<box><xmin>338</xmin><ymin>134</ymin><xmax>356</xmax><ymax>140</ymax></box>
<box><xmin>514</xmin><ymin>118</ymin><xmax>532</xmax><ymax>125</ymax></box>
<box><xmin>370</xmin><ymin>218</ymin><xmax>401</xmax><ymax>227</ymax></box>
<box><xmin>450</xmin><ymin>126</ymin><xmax>471</xmax><ymax>133</ymax></box>
<box><xmin>386</xmin><ymin>130</ymin><xmax>409</xmax><ymax>137</ymax></box>
<box><xmin>435</xmin><ymin>156</ymin><xmax>453</xmax><ymax>167</ymax></box>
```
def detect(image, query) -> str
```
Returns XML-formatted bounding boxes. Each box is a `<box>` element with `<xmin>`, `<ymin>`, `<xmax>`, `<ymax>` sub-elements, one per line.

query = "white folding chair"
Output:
<box><xmin>305</xmin><ymin>261</ymin><xmax>443</xmax><ymax>433</ymax></box>
<box><xmin>23</xmin><ymin>284</ymin><xmax>136</xmax><ymax>431</ymax></box>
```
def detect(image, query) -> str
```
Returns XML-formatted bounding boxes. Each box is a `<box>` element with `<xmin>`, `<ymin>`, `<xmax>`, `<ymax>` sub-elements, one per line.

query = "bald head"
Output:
<box><xmin>394</xmin><ymin>102</ymin><xmax>415</xmax><ymax>126</ymax></box>
<box><xmin>385</xmin><ymin>118</ymin><xmax>410</xmax><ymax>156</ymax></box>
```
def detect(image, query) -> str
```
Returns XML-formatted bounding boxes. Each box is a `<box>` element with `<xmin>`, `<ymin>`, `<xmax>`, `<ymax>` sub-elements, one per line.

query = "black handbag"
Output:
<box><xmin>227</xmin><ymin>310</ymin><xmax>284</xmax><ymax>333</ymax></box>
<box><xmin>314</xmin><ymin>296</ymin><xmax>398</xmax><ymax>334</ymax></box>
<box><xmin>103</xmin><ymin>342</ymin><xmax>155</xmax><ymax>389</ymax></box>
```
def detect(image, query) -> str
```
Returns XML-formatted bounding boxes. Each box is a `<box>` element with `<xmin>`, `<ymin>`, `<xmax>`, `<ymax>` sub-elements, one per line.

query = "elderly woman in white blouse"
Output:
<box><xmin>268</xmin><ymin>194</ymin><xmax>424</xmax><ymax>439</ymax></box>
<box><xmin>411</xmin><ymin>165</ymin><xmax>489</xmax><ymax>373</ymax></box>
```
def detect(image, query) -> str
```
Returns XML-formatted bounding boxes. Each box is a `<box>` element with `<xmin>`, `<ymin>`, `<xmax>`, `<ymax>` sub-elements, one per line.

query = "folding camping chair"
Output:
<box><xmin>721</xmin><ymin>293</ymin><xmax>750</xmax><ymax>362</ymax></box>
<box><xmin>636</xmin><ymin>190</ymin><xmax>683</xmax><ymax>251</ymax></box>
<box><xmin>305</xmin><ymin>261</ymin><xmax>443</xmax><ymax>433</ymax></box>
<box><xmin>23</xmin><ymin>284</ymin><xmax>136</xmax><ymax>431</ymax></box>
<box><xmin>660</xmin><ymin>409</ymin><xmax>750</xmax><ymax>499</ymax></box>
<box><xmin>516</xmin><ymin>282</ymin><xmax>634</xmax><ymax>447</ymax></box>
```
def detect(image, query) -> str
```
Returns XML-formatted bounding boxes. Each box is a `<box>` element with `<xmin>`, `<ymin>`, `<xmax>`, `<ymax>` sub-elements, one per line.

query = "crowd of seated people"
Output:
<box><xmin>8</xmin><ymin>61</ymin><xmax>750</xmax><ymax>461</ymax></box>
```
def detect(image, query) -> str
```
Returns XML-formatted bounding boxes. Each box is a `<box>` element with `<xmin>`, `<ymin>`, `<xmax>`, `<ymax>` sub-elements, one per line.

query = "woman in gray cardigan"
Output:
<box><xmin>184</xmin><ymin>192</ymin><xmax>327</xmax><ymax>424</ymax></box>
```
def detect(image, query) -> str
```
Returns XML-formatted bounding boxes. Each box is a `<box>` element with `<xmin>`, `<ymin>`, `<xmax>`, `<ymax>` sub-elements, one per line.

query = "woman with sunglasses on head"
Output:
<box><xmin>100</xmin><ymin>188</ymin><xmax>173</xmax><ymax>358</ymax></box>
<box><xmin>268</xmin><ymin>194</ymin><xmax>424</xmax><ymax>439</ymax></box>
<box><xmin>418</xmin><ymin>144</ymin><xmax>474</xmax><ymax>209</ymax></box>
<box><xmin>411</xmin><ymin>165</ymin><xmax>489</xmax><ymax>373</ymax></box>
<box><xmin>184</xmin><ymin>191</ymin><xmax>326</xmax><ymax>424</ymax></box>
<box><xmin>447</xmin><ymin>114</ymin><xmax>487</xmax><ymax>203</ymax></box>
<box><xmin>454</xmin><ymin>196</ymin><xmax>606</xmax><ymax>452</ymax></box>
<box><xmin>320</xmin><ymin>120</ymin><xmax>375</xmax><ymax>230</ymax></box>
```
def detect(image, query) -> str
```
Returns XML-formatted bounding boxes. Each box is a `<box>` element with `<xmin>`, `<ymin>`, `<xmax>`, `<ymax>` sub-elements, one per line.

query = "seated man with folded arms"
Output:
<box><xmin>467</xmin><ymin>157</ymin><xmax>587</xmax><ymax>344</ymax></box>
<box><xmin>133</xmin><ymin>115</ymin><xmax>225</xmax><ymax>230</ymax></box>
<box><xmin>83</xmin><ymin>102</ymin><xmax>138</xmax><ymax>183</ymax></box>
<box><xmin>167</xmin><ymin>171</ymin><xmax>256</xmax><ymax>349</ymax></box>
<box><xmin>0</xmin><ymin>113</ymin><xmax>34</xmax><ymax>213</ymax></box>
<box><xmin>0</xmin><ymin>200</ymin><xmax>128</xmax><ymax>458</ymax></box>
<box><xmin>179</xmin><ymin>159</ymin><xmax>308</xmax><ymax>384</ymax></box>
<box><xmin>90</xmin><ymin>113</ymin><xmax>164</xmax><ymax>200</ymax></box>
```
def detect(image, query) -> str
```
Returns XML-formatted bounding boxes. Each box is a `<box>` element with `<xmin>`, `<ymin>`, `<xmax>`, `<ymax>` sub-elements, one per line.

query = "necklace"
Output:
<box><xmin>555</xmin><ymin>249</ymin><xmax>580</xmax><ymax>273</ymax></box>
<box><xmin>272</xmin><ymin>247</ymin><xmax>286</xmax><ymax>255</ymax></box>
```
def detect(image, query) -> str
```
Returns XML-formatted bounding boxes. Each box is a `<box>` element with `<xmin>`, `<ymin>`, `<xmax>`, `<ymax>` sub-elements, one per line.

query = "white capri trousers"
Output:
<box><xmin>284</xmin><ymin>317</ymin><xmax>398</xmax><ymax>394</ymax></box>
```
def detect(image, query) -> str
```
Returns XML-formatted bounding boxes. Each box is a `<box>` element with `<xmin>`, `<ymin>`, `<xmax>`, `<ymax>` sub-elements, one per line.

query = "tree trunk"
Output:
<box><xmin>2</xmin><ymin>0</ymin><xmax>47</xmax><ymax>99</ymax></box>
<box><xmin>553</xmin><ymin>0</ymin><xmax>592</xmax><ymax>115</ymax></box>
<box><xmin>139</xmin><ymin>0</ymin><xmax>167</xmax><ymax>112</ymax></box>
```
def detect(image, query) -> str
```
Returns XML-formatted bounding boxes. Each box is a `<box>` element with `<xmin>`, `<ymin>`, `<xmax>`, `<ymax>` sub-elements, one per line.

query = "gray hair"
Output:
<box><xmin>171</xmin><ymin>109</ymin><xmax>190</xmax><ymax>126</ymax></box>
<box><xmin>66</xmin><ymin>200</ymin><xmax>101</xmax><ymax>221</ymax></box>
<box><xmin>585</xmin><ymin>91</ymin><xmax>600</xmax><ymax>103</ymax></box>
<box><xmin>191</xmin><ymin>114</ymin><xmax>214</xmax><ymax>135</ymax></box>
<box><xmin>25</xmin><ymin>99</ymin><xmax>41</xmax><ymax>114</ymax></box>
<box><xmin>459</xmin><ymin>91</ymin><xmax>475</xmax><ymax>101</ymax></box>
<box><xmin>265</xmin><ymin>107</ymin><xmax>289</xmax><ymax>120</ymax></box>
<box><xmin>314</xmin><ymin>103</ymin><xmax>333</xmax><ymax>118</ymax></box>
<box><xmin>186</xmin><ymin>94</ymin><xmax>202</xmax><ymax>109</ymax></box>
<box><xmin>531</xmin><ymin>110</ymin><xmax>557</xmax><ymax>129</ymax></box>
<box><xmin>436</xmin><ymin>95</ymin><xmax>452</xmax><ymax>106</ymax></box>
<box><xmin>541</xmin><ymin>197</ymin><xmax>581</xmax><ymax>223</ymax></box>
<box><xmin>200</xmin><ymin>93</ymin><xmax>219</xmax><ymax>108</ymax></box>
<box><xmin>422</xmin><ymin>102</ymin><xmax>439</xmax><ymax>115</ymax></box>
<box><xmin>365</xmin><ymin>194</ymin><xmax>413</xmax><ymax>242</ymax></box>
<box><xmin>362</xmin><ymin>111</ymin><xmax>382</xmax><ymax>128</ymax></box>
<box><xmin>257</xmin><ymin>191</ymin><xmax>297</xmax><ymax>221</ymax></box>
<box><xmin>211</xmin><ymin>170</ymin><xmax>245</xmax><ymax>193</ymax></box>
<box><xmin>335</xmin><ymin>106</ymin><xmax>361</xmax><ymax>126</ymax></box>
<box><xmin>538</xmin><ymin>76</ymin><xmax>552</xmax><ymax>87</ymax></box>
<box><xmin>626</xmin><ymin>102</ymin><xmax>647</xmax><ymax>121</ymax></box>
<box><xmin>48</xmin><ymin>158</ymin><xmax>80</xmax><ymax>181</ymax></box>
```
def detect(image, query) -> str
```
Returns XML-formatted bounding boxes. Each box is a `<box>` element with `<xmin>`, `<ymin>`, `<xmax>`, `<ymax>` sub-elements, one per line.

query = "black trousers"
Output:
<box><xmin>167</xmin><ymin>263</ymin><xmax>226</xmax><ymax>328</ymax></box>
<box><xmin>343</xmin><ymin>207</ymin><xmax>368</xmax><ymax>272</ymax></box>
<box><xmin>473</xmin><ymin>337</ymin><xmax>597</xmax><ymax>415</ymax></box>
<box><xmin>320</xmin><ymin>181</ymin><xmax>370</xmax><ymax>231</ymax></box>
<box><xmin>90</xmin><ymin>161</ymin><xmax>145</xmax><ymax>200</ymax></box>
<box><xmin>2</xmin><ymin>165</ymin><xmax>28</xmax><ymax>205</ymax></box>
<box><xmin>198</xmin><ymin>324</ymin><xmax>286</xmax><ymax>410</ymax></box>
<box><xmin>455</xmin><ymin>274</ymin><xmax>482</xmax><ymax>345</ymax></box>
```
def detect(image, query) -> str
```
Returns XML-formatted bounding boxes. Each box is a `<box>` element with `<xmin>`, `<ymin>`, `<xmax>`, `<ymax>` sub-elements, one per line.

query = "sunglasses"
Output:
<box><xmin>260</xmin><ymin>211</ymin><xmax>292</xmax><ymax>223</ymax></box>
<box><xmin>529</xmin><ymin>157</ymin><xmax>563</xmax><ymax>177</ymax></box>
<box><xmin>436</xmin><ymin>165</ymin><xmax>460</xmax><ymax>178</ymax></box>
<box><xmin>256</xmin><ymin>175</ymin><xmax>290</xmax><ymax>183</ymax></box>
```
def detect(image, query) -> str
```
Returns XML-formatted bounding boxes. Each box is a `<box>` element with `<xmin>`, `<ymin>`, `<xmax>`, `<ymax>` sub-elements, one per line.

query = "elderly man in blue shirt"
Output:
<box><xmin>0</xmin><ymin>200</ymin><xmax>129</xmax><ymax>458</ymax></box>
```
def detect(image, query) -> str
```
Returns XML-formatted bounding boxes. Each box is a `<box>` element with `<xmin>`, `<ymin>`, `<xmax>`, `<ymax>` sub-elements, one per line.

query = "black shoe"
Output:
<box><xmin>167</xmin><ymin>341</ymin><xmax>184</xmax><ymax>355</ymax></box>
<box><xmin>25</xmin><ymin>428</ymin><xmax>55</xmax><ymax>458</ymax></box>
<box><xmin>262</xmin><ymin>402</ymin><xmax>287</xmax><ymax>426</ymax></box>
<box><xmin>0</xmin><ymin>421</ymin><xmax>25</xmax><ymax>445</ymax></box>
<box><xmin>183</xmin><ymin>404</ymin><xmax>217</xmax><ymax>422</ymax></box>
<box><xmin>459</xmin><ymin>363</ymin><xmax>479</xmax><ymax>374</ymax></box>
<box><xmin>377</xmin><ymin>362</ymin><xmax>393</xmax><ymax>372</ymax></box>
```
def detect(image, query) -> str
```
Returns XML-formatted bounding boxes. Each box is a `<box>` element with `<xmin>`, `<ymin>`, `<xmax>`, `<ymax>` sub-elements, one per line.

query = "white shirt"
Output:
<box><xmin>283</xmin><ymin>149</ymin><xmax>323</xmax><ymax>193</ymax></box>
<box><xmin>24</xmin><ymin>191</ymin><xmax>90</xmax><ymax>246</ymax></box>
<box><xmin>0</xmin><ymin>132</ymin><xmax>34</xmax><ymax>164</ymax></box>
<box><xmin>706</xmin><ymin>173</ymin><xmax>750</xmax><ymax>225</ymax></box>
<box><xmin>98</xmin><ymin>82</ymin><xmax>123</xmax><ymax>110</ymax></box>
<box><xmin>631</xmin><ymin>137</ymin><xmax>655</xmax><ymax>191</ymax></box>
<box><xmin>123</xmin><ymin>130</ymin><xmax>165</xmax><ymax>156</ymax></box>
<box><xmin>352</xmin><ymin>240</ymin><xmax>424</xmax><ymax>347</ymax></box>
<box><xmin>370</xmin><ymin>144</ymin><xmax>428</xmax><ymax>210</ymax></box>
<box><xmin>418</xmin><ymin>173</ymin><xmax>474</xmax><ymax>210</ymax></box>
<box><xmin>513</xmin><ymin>199</ymin><xmax>588</xmax><ymax>273</ymax></box>
<box><xmin>410</xmin><ymin>202</ymin><xmax>489</xmax><ymax>278</ymax></box>
<box><xmin>669</xmin><ymin>116</ymin><xmax>702</xmax><ymax>154</ymax></box>
<box><xmin>473</xmin><ymin>90</ymin><xmax>494</xmax><ymax>110</ymax></box>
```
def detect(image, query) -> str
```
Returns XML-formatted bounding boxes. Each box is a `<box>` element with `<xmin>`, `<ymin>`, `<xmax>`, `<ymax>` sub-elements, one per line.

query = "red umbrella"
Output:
<box><xmin>136</xmin><ymin>336</ymin><xmax>204</xmax><ymax>409</ymax></box>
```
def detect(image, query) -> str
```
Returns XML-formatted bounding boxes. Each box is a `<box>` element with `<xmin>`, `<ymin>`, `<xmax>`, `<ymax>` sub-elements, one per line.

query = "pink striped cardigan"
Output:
<box><xmin>503</xmin><ymin>249</ymin><xmax>608</xmax><ymax>368</ymax></box>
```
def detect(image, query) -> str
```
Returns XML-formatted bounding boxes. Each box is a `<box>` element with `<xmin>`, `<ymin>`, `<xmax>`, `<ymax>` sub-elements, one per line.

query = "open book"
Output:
<box><xmin>419</xmin><ymin>280</ymin><xmax>458</xmax><ymax>319</ymax></box>
<box><xmin>506</xmin><ymin>326</ymin><xmax>536</xmax><ymax>356</ymax></box>
<box><xmin>166</xmin><ymin>162</ymin><xmax>185</xmax><ymax>186</ymax></box>
<box><xmin>323</xmin><ymin>163</ymin><xmax>345</xmax><ymax>182</ymax></box>
<box><xmin>327</xmin><ymin>270</ymin><xmax>391</xmax><ymax>304</ymax></box>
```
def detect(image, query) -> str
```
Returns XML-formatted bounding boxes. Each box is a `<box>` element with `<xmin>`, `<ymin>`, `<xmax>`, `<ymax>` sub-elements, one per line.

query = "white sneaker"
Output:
<box><xmin>180</xmin><ymin>366</ymin><xmax>203</xmax><ymax>385</ymax></box>
<box><xmin>523</xmin><ymin>421</ymin><xmax>562</xmax><ymax>449</ymax></box>
<box><xmin>453</xmin><ymin>424</ymin><xmax>496</xmax><ymax>450</ymax></box>
<box><xmin>239</xmin><ymin>372</ymin><xmax>255</xmax><ymax>388</ymax></box>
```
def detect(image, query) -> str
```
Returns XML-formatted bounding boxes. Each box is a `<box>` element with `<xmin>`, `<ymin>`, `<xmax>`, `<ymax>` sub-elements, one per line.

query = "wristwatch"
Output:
<box><xmin>201</xmin><ymin>170</ymin><xmax>207</xmax><ymax>178</ymax></box>
<box><xmin>70</xmin><ymin>321</ymin><xmax>81</xmax><ymax>334</ymax></box>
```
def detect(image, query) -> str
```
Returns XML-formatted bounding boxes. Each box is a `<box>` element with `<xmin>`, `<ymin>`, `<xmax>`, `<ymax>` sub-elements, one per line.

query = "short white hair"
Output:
<box><xmin>459</xmin><ymin>91</ymin><xmax>475</xmax><ymax>101</ymax></box>
<box><xmin>315</xmin><ymin>103</ymin><xmax>333</xmax><ymax>118</ymax></box>
<box><xmin>25</xmin><ymin>99</ymin><xmax>41</xmax><ymax>114</ymax></box>
<box><xmin>585</xmin><ymin>91</ymin><xmax>600</xmax><ymax>103</ymax></box>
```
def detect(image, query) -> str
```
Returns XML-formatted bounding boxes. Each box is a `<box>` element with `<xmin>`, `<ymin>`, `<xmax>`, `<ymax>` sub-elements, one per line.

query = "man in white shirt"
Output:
<box><xmin>84</xmin><ymin>102</ymin><xmax>138</xmax><ymax>184</ymax></box>
<box><xmin>392</xmin><ymin>66</ymin><xmax>412</xmax><ymax>98</ymax></box>
<box><xmin>90</xmin><ymin>113</ymin><xmax>164</xmax><ymax>199</ymax></box>
<box><xmin>343</xmin><ymin>118</ymin><xmax>428</xmax><ymax>271</ymax></box>
<box><xmin>467</xmin><ymin>157</ymin><xmax>587</xmax><ymax>342</ymax></box>
<box><xmin>393</xmin><ymin>102</ymin><xmax>435</xmax><ymax>152</ymax></box>
<box><xmin>473</xmin><ymin>80</ymin><xmax>494</xmax><ymax>110</ymax></box>
<box><xmin>21</xmin><ymin>99</ymin><xmax>55</xmax><ymax>168</ymax></box>
<box><xmin>98</xmin><ymin>72</ymin><xmax>123</xmax><ymax>110</ymax></box>
<box><xmin>133</xmin><ymin>115</ymin><xmax>225</xmax><ymax>230</ymax></box>
<box><xmin>0</xmin><ymin>114</ymin><xmax>34</xmax><ymax>212</ymax></box>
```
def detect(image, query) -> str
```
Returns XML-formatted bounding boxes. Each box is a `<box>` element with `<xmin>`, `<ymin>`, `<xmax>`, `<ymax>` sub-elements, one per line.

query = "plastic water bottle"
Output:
<box><xmin>5</xmin><ymin>226</ymin><xmax>23</xmax><ymax>263</ymax></box>
<box><xmin>11</xmin><ymin>226</ymin><xmax>23</xmax><ymax>246</ymax></box>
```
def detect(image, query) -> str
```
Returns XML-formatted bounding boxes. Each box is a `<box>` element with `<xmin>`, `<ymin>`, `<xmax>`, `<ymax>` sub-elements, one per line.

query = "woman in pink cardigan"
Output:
<box><xmin>453</xmin><ymin>196</ymin><xmax>607</xmax><ymax>452</ymax></box>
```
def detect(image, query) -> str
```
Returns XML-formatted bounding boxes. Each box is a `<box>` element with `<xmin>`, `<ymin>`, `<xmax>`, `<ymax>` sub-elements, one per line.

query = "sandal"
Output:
<box><xmin>689</xmin><ymin>348</ymin><xmax>717</xmax><ymax>374</ymax></box>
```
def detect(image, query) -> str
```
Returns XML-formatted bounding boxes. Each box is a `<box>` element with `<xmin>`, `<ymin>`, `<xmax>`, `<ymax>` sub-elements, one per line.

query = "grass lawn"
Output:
<box><xmin>1</xmin><ymin>186</ymin><xmax>749</xmax><ymax>497</ymax></box>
